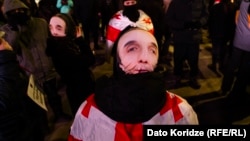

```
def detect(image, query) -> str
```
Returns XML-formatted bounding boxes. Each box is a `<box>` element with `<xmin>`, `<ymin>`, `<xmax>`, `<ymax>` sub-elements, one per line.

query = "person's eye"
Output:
<box><xmin>127</xmin><ymin>45</ymin><xmax>138</xmax><ymax>52</ymax></box>
<box><xmin>149</xmin><ymin>47</ymin><xmax>157</xmax><ymax>55</ymax></box>
<box><xmin>56</xmin><ymin>27</ymin><xmax>63</xmax><ymax>31</ymax></box>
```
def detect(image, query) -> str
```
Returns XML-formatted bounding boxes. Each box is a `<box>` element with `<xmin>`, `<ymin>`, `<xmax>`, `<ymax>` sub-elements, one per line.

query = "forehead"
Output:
<box><xmin>118</xmin><ymin>29</ymin><xmax>157</xmax><ymax>45</ymax></box>
<box><xmin>49</xmin><ymin>16</ymin><xmax>65</xmax><ymax>25</ymax></box>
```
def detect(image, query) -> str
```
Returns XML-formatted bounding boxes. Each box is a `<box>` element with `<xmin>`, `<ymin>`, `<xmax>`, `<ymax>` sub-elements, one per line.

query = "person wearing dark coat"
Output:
<box><xmin>166</xmin><ymin>0</ymin><xmax>209</xmax><ymax>89</ymax></box>
<box><xmin>46</xmin><ymin>13</ymin><xmax>96</xmax><ymax>115</ymax></box>
<box><xmin>0</xmin><ymin>0</ymin><xmax>70</xmax><ymax>124</ymax></box>
<box><xmin>207</xmin><ymin>0</ymin><xmax>237</xmax><ymax>74</ymax></box>
<box><xmin>0</xmin><ymin>36</ymin><xmax>48</xmax><ymax>141</ymax></box>
<box><xmin>73</xmin><ymin>0</ymin><xmax>101</xmax><ymax>50</ymax></box>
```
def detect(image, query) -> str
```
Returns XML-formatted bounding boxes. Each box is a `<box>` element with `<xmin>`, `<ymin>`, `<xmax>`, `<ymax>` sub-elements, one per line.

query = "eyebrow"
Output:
<box><xmin>55</xmin><ymin>24</ymin><xmax>63</xmax><ymax>29</ymax></box>
<box><xmin>124</xmin><ymin>40</ymin><xmax>136</xmax><ymax>47</ymax></box>
<box><xmin>123</xmin><ymin>40</ymin><xmax>158</xmax><ymax>49</ymax></box>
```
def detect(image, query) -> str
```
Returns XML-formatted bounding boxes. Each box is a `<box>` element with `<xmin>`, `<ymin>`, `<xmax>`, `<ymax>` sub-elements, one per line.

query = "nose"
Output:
<box><xmin>139</xmin><ymin>58</ymin><xmax>148</xmax><ymax>63</ymax></box>
<box><xmin>138</xmin><ymin>50</ymin><xmax>148</xmax><ymax>63</ymax></box>
<box><xmin>50</xmin><ymin>30</ymin><xmax>57</xmax><ymax>36</ymax></box>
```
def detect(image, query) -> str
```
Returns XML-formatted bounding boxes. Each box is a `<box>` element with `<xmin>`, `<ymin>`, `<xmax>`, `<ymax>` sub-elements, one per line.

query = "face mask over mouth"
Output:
<box><xmin>6</xmin><ymin>8</ymin><xmax>30</xmax><ymax>26</ymax></box>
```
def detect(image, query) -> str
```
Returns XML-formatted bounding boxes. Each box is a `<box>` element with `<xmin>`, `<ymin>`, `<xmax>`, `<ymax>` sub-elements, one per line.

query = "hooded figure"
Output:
<box><xmin>0</xmin><ymin>0</ymin><xmax>68</xmax><ymax>133</ymax></box>
<box><xmin>2</xmin><ymin>0</ymin><xmax>30</xmax><ymax>28</ymax></box>
<box><xmin>0</xmin><ymin>0</ymin><xmax>55</xmax><ymax>86</ymax></box>
<box><xmin>68</xmin><ymin>26</ymin><xmax>198</xmax><ymax>141</ymax></box>
<box><xmin>123</xmin><ymin>0</ymin><xmax>139</xmax><ymax>22</ymax></box>
<box><xmin>2</xmin><ymin>0</ymin><xmax>28</xmax><ymax>13</ymax></box>
<box><xmin>46</xmin><ymin>13</ymin><xmax>96</xmax><ymax>115</ymax></box>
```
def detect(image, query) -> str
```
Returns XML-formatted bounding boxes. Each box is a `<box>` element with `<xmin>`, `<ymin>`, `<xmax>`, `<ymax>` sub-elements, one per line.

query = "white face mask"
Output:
<box><xmin>49</xmin><ymin>16</ymin><xmax>67</xmax><ymax>37</ymax></box>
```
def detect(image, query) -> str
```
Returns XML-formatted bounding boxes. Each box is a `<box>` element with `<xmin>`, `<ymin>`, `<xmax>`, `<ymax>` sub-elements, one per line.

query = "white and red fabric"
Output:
<box><xmin>105</xmin><ymin>10</ymin><xmax>154</xmax><ymax>58</ymax></box>
<box><xmin>214</xmin><ymin>0</ymin><xmax>221</xmax><ymax>5</ymax></box>
<box><xmin>68</xmin><ymin>92</ymin><xmax>198</xmax><ymax>141</ymax></box>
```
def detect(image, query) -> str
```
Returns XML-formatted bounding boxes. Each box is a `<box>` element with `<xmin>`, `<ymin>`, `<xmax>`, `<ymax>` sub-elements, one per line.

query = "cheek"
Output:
<box><xmin>52</xmin><ymin>29</ymin><xmax>66</xmax><ymax>36</ymax></box>
<box><xmin>120</xmin><ymin>55</ymin><xmax>135</xmax><ymax>66</ymax></box>
<box><xmin>149</xmin><ymin>54</ymin><xmax>158</xmax><ymax>66</ymax></box>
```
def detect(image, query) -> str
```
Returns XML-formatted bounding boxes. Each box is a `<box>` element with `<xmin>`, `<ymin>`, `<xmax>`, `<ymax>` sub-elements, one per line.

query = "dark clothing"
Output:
<box><xmin>0</xmin><ymin>17</ymin><xmax>55</xmax><ymax>86</ymax></box>
<box><xmin>166</xmin><ymin>0</ymin><xmax>208</xmax><ymax>78</ymax></box>
<box><xmin>220</xmin><ymin>0</ymin><xmax>250</xmax><ymax>97</ymax></box>
<box><xmin>46</xmin><ymin>36</ymin><xmax>96</xmax><ymax>114</ymax></box>
<box><xmin>1</xmin><ymin>0</ymin><xmax>65</xmax><ymax>126</ymax></box>
<box><xmin>100</xmin><ymin>0</ymin><xmax>118</xmax><ymax>38</ymax></box>
<box><xmin>0</xmin><ymin>50</ymin><xmax>47</xmax><ymax>141</ymax></box>
<box><xmin>208</xmin><ymin>2</ymin><xmax>227</xmax><ymax>39</ymax></box>
<box><xmin>221</xmin><ymin>47</ymin><xmax>250</xmax><ymax>95</ymax></box>
<box><xmin>73</xmin><ymin>0</ymin><xmax>100</xmax><ymax>48</ymax></box>
<box><xmin>210</xmin><ymin>38</ymin><xmax>228</xmax><ymax>69</ymax></box>
<box><xmin>0</xmin><ymin>16</ymin><xmax>64</xmax><ymax>120</ymax></box>
<box><xmin>166</xmin><ymin>0</ymin><xmax>208</xmax><ymax>44</ymax></box>
<box><xmin>95</xmin><ymin>72</ymin><xmax>166</xmax><ymax>123</ymax></box>
<box><xmin>208</xmin><ymin>1</ymin><xmax>237</xmax><ymax>68</ymax></box>
<box><xmin>20</xmin><ymin>0</ymin><xmax>39</xmax><ymax>16</ymax></box>
<box><xmin>173</xmin><ymin>42</ymin><xmax>200</xmax><ymax>77</ymax></box>
<box><xmin>37</xmin><ymin>0</ymin><xmax>59</xmax><ymax>22</ymax></box>
<box><xmin>208</xmin><ymin>2</ymin><xmax>227</xmax><ymax>68</ymax></box>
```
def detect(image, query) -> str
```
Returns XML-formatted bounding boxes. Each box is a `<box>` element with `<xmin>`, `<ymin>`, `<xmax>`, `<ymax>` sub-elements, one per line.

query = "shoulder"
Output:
<box><xmin>158</xmin><ymin>91</ymin><xmax>199</xmax><ymax>124</ymax></box>
<box><xmin>30</xmin><ymin>17</ymin><xmax>48</xmax><ymax>26</ymax></box>
<box><xmin>164</xmin><ymin>91</ymin><xmax>194</xmax><ymax>112</ymax></box>
<box><xmin>70</xmin><ymin>94</ymin><xmax>117</xmax><ymax>140</ymax></box>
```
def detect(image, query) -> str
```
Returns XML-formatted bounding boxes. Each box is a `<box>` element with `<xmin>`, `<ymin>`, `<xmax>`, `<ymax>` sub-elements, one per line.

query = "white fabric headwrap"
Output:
<box><xmin>105</xmin><ymin>9</ymin><xmax>154</xmax><ymax>63</ymax></box>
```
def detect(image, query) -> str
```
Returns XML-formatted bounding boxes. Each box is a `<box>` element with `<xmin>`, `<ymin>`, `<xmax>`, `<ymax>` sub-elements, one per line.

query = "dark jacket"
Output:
<box><xmin>0</xmin><ymin>17</ymin><xmax>56</xmax><ymax>86</ymax></box>
<box><xmin>0</xmin><ymin>50</ymin><xmax>46</xmax><ymax>141</ymax></box>
<box><xmin>208</xmin><ymin>1</ymin><xmax>228</xmax><ymax>39</ymax></box>
<box><xmin>46</xmin><ymin>36</ymin><xmax>96</xmax><ymax>114</ymax></box>
<box><xmin>46</xmin><ymin>36</ymin><xmax>95</xmax><ymax>84</ymax></box>
<box><xmin>166</xmin><ymin>0</ymin><xmax>209</xmax><ymax>43</ymax></box>
<box><xmin>73</xmin><ymin>0</ymin><xmax>100</xmax><ymax>24</ymax></box>
<box><xmin>208</xmin><ymin>0</ymin><xmax>236</xmax><ymax>39</ymax></box>
<box><xmin>0</xmin><ymin>0</ymin><xmax>56</xmax><ymax>86</ymax></box>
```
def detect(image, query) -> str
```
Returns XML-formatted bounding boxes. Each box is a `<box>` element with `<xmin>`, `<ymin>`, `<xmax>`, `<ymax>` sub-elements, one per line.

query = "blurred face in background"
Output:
<box><xmin>117</xmin><ymin>28</ymin><xmax>158</xmax><ymax>74</ymax></box>
<box><xmin>49</xmin><ymin>16</ymin><xmax>66</xmax><ymax>37</ymax></box>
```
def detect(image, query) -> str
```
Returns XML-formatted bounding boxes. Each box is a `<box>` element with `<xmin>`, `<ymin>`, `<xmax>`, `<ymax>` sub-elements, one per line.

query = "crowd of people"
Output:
<box><xmin>0</xmin><ymin>0</ymin><xmax>249</xmax><ymax>140</ymax></box>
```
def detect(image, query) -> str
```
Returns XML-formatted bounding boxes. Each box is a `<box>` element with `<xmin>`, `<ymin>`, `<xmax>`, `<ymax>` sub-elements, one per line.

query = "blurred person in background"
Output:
<box><xmin>0</xmin><ymin>33</ymin><xmax>47</xmax><ymax>141</ymax></box>
<box><xmin>220</xmin><ymin>0</ymin><xmax>250</xmax><ymax>104</ymax></box>
<box><xmin>0</xmin><ymin>0</ymin><xmax>71</xmax><ymax>124</ymax></box>
<box><xmin>73</xmin><ymin>0</ymin><xmax>101</xmax><ymax>50</ymax></box>
<box><xmin>207</xmin><ymin>0</ymin><xmax>237</xmax><ymax>75</ymax></box>
<box><xmin>99</xmin><ymin>0</ymin><xmax>119</xmax><ymax>42</ymax></box>
<box><xmin>46</xmin><ymin>13</ymin><xmax>96</xmax><ymax>115</ymax></box>
<box><xmin>166</xmin><ymin>0</ymin><xmax>209</xmax><ymax>89</ymax></box>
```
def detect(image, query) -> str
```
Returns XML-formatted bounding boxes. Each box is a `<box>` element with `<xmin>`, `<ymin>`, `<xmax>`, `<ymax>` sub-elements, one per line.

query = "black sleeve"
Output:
<box><xmin>0</xmin><ymin>50</ymin><xmax>20</xmax><ymax>112</ymax></box>
<box><xmin>235</xmin><ymin>0</ymin><xmax>242</xmax><ymax>10</ymax></box>
<box><xmin>75</xmin><ymin>37</ymin><xmax>96</xmax><ymax>67</ymax></box>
